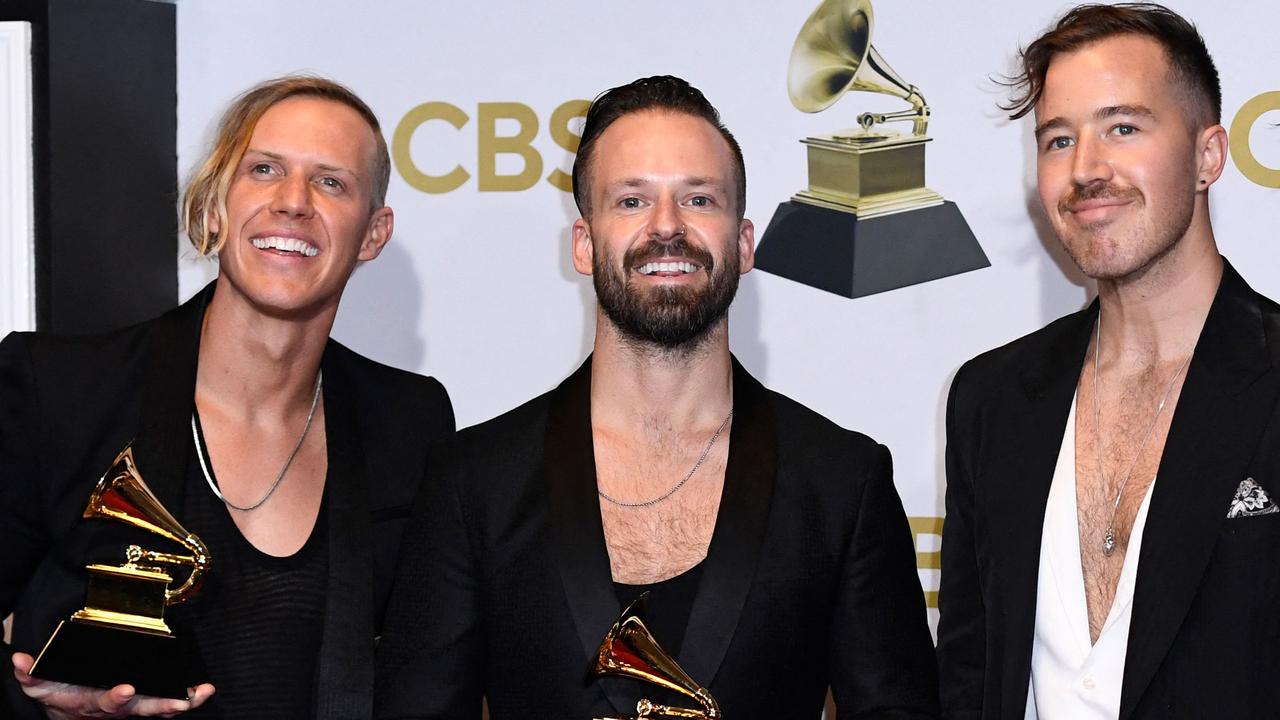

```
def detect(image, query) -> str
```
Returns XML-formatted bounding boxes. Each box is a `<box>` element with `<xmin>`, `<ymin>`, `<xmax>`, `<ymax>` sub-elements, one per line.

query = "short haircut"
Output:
<box><xmin>1002</xmin><ymin>3</ymin><xmax>1221</xmax><ymax>128</ymax></box>
<box><xmin>182</xmin><ymin>75</ymin><xmax>391</xmax><ymax>257</ymax></box>
<box><xmin>571</xmin><ymin>75</ymin><xmax>747</xmax><ymax>219</ymax></box>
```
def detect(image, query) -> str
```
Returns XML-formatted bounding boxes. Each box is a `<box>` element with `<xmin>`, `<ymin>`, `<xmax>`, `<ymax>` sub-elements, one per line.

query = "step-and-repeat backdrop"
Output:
<box><xmin>176</xmin><ymin>0</ymin><xmax>1280</xmax><ymax>626</ymax></box>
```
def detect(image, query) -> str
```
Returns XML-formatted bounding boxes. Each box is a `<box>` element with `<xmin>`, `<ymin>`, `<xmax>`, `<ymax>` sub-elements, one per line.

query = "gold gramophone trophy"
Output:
<box><xmin>589</xmin><ymin>594</ymin><xmax>720</xmax><ymax>719</ymax></box>
<box><xmin>29</xmin><ymin>445</ymin><xmax>211</xmax><ymax>699</ymax></box>
<box><xmin>754</xmin><ymin>0</ymin><xmax>988</xmax><ymax>298</ymax></box>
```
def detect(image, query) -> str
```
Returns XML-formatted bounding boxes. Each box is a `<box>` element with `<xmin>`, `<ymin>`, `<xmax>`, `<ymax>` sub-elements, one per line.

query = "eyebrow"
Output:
<box><xmin>1033</xmin><ymin>104</ymin><xmax>1158</xmax><ymax>140</ymax></box>
<box><xmin>243</xmin><ymin>148</ymin><xmax>359</xmax><ymax>176</ymax></box>
<box><xmin>604</xmin><ymin>176</ymin><xmax>725</xmax><ymax>192</ymax></box>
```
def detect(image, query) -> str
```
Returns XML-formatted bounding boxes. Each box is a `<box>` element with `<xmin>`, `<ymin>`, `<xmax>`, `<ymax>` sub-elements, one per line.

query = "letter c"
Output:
<box><xmin>393</xmin><ymin>102</ymin><xmax>471</xmax><ymax>194</ymax></box>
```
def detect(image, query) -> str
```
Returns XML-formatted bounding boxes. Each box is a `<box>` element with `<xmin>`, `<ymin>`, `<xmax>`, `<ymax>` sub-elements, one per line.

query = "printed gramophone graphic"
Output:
<box><xmin>754</xmin><ymin>0</ymin><xmax>989</xmax><ymax>298</ymax></box>
<box><xmin>29</xmin><ymin>445</ymin><xmax>211</xmax><ymax>699</ymax></box>
<box><xmin>589</xmin><ymin>594</ymin><xmax>719</xmax><ymax>719</ymax></box>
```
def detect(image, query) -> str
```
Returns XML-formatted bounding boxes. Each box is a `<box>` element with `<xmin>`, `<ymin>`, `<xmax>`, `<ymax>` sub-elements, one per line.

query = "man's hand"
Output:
<box><xmin>12</xmin><ymin>652</ymin><xmax>215</xmax><ymax>719</ymax></box>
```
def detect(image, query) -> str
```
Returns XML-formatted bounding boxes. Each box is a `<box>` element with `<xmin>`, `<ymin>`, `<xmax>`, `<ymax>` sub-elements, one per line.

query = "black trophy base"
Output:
<box><xmin>754</xmin><ymin>200</ymin><xmax>989</xmax><ymax>298</ymax></box>
<box><xmin>30</xmin><ymin>619</ymin><xmax>189</xmax><ymax>699</ymax></box>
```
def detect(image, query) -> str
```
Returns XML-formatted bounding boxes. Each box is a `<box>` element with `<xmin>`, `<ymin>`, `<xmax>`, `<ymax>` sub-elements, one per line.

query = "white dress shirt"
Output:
<box><xmin>1025</xmin><ymin>398</ymin><xmax>1155</xmax><ymax>719</ymax></box>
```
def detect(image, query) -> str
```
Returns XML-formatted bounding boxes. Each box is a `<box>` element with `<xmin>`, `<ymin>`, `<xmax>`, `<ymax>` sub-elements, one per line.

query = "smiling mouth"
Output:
<box><xmin>635</xmin><ymin>261</ymin><xmax>701</xmax><ymax>276</ymax></box>
<box><xmin>251</xmin><ymin>236</ymin><xmax>319</xmax><ymax>257</ymax></box>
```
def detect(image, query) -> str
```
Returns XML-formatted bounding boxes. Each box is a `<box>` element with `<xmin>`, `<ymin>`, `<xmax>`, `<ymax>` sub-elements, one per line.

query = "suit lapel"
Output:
<box><xmin>312</xmin><ymin>352</ymin><xmax>377</xmax><ymax>718</ymax></box>
<box><xmin>679</xmin><ymin>357</ymin><xmax>775</xmax><ymax>690</ymax></box>
<box><xmin>1120</xmin><ymin>263</ymin><xmax>1279</xmax><ymax>719</ymax></box>
<box><xmin>130</xmin><ymin>283</ymin><xmax>213</xmax><ymax>513</ymax></box>
<box><xmin>997</xmin><ymin>304</ymin><xmax>1096</xmax><ymax>720</ymax></box>
<box><xmin>544</xmin><ymin>358</ymin><xmax>627</xmax><ymax>711</ymax></box>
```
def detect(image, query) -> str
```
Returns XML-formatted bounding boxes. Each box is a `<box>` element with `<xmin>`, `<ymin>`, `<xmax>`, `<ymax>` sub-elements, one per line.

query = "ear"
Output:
<box><xmin>1195</xmin><ymin>123</ymin><xmax>1228</xmax><ymax>190</ymax></box>
<box><xmin>358</xmin><ymin>206</ymin><xmax>394</xmax><ymax>261</ymax></box>
<box><xmin>736</xmin><ymin>218</ymin><xmax>755</xmax><ymax>273</ymax></box>
<box><xmin>571</xmin><ymin>217</ymin><xmax>594</xmax><ymax>276</ymax></box>
<box><xmin>207</xmin><ymin>207</ymin><xmax>220</xmax><ymax>237</ymax></box>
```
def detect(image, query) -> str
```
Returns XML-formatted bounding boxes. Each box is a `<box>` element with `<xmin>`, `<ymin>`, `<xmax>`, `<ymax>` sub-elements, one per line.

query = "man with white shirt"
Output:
<box><xmin>937</xmin><ymin>4</ymin><xmax>1280</xmax><ymax>719</ymax></box>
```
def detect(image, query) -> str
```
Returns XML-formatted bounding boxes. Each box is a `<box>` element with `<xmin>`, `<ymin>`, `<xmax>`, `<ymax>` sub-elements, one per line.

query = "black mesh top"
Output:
<box><xmin>177</xmin><ymin>416</ymin><xmax>329</xmax><ymax>719</ymax></box>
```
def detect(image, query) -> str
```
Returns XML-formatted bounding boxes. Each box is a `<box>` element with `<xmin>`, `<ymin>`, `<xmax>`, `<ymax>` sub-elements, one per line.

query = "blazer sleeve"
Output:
<box><xmin>0</xmin><ymin>334</ymin><xmax>49</xmax><ymax>700</ymax></box>
<box><xmin>375</xmin><ymin>440</ymin><xmax>484</xmax><ymax>720</ymax></box>
<box><xmin>936</xmin><ymin>365</ymin><xmax>986</xmax><ymax>719</ymax></box>
<box><xmin>830</xmin><ymin>442</ymin><xmax>941</xmax><ymax>718</ymax></box>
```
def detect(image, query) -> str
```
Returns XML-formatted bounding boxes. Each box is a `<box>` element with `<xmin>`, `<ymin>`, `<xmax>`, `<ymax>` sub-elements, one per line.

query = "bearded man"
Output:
<box><xmin>374</xmin><ymin>75</ymin><xmax>938</xmax><ymax>719</ymax></box>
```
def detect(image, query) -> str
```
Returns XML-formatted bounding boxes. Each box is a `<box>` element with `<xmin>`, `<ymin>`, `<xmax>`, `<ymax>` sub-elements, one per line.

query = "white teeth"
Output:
<box><xmin>638</xmin><ymin>261</ymin><xmax>699</xmax><ymax>275</ymax></box>
<box><xmin>251</xmin><ymin>236</ymin><xmax>319</xmax><ymax>257</ymax></box>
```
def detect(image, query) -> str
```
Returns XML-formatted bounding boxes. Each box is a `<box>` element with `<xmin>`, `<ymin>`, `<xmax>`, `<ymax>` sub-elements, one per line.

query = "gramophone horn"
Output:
<box><xmin>589</xmin><ymin>594</ymin><xmax>720</xmax><ymax>719</ymax></box>
<box><xmin>787</xmin><ymin>0</ymin><xmax>929</xmax><ymax>134</ymax></box>
<box><xmin>86</xmin><ymin>445</ymin><xmax>211</xmax><ymax>604</ymax></box>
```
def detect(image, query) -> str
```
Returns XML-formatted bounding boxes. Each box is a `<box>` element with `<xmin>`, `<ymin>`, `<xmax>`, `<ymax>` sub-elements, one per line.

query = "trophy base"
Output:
<box><xmin>29</xmin><ymin>619</ymin><xmax>189</xmax><ymax>699</ymax></box>
<box><xmin>754</xmin><ymin>200</ymin><xmax>989</xmax><ymax>298</ymax></box>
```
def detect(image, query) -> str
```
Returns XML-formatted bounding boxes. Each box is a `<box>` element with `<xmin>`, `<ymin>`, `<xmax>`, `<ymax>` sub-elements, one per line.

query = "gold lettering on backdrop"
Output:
<box><xmin>478</xmin><ymin>102</ymin><xmax>542</xmax><ymax>192</ymax></box>
<box><xmin>909</xmin><ymin>516</ymin><xmax>943</xmax><ymax>608</ymax></box>
<box><xmin>393</xmin><ymin>101</ymin><xmax>590</xmax><ymax>194</ymax></box>
<box><xmin>392</xmin><ymin>101</ymin><xmax>471</xmax><ymax>194</ymax></box>
<box><xmin>1229</xmin><ymin>91</ymin><xmax>1280</xmax><ymax>189</ymax></box>
<box><xmin>547</xmin><ymin>99</ymin><xmax>591</xmax><ymax>192</ymax></box>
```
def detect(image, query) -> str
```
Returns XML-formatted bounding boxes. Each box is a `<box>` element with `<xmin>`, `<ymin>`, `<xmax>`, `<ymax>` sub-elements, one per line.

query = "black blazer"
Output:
<box><xmin>0</xmin><ymin>285</ymin><xmax>454</xmax><ymax>719</ymax></box>
<box><xmin>937</xmin><ymin>260</ymin><xmax>1280</xmax><ymax>719</ymax></box>
<box><xmin>375</xmin><ymin>356</ymin><xmax>938</xmax><ymax>719</ymax></box>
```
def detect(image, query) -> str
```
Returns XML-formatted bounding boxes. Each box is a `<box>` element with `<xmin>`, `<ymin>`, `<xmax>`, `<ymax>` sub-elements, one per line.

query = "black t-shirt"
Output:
<box><xmin>175</xmin><ymin>417</ymin><xmax>329</xmax><ymax>719</ymax></box>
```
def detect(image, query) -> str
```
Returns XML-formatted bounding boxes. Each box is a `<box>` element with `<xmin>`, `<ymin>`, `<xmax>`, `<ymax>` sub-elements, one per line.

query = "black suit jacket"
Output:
<box><xmin>0</xmin><ymin>284</ymin><xmax>454</xmax><ymax>719</ymax></box>
<box><xmin>937</xmin><ymin>260</ymin><xmax>1280</xmax><ymax>719</ymax></box>
<box><xmin>375</xmin><ymin>356</ymin><xmax>937</xmax><ymax>719</ymax></box>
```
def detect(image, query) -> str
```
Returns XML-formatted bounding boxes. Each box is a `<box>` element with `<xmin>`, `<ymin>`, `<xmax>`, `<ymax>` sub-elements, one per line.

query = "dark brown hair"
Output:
<box><xmin>183</xmin><ymin>75</ymin><xmax>390</xmax><ymax>256</ymax></box>
<box><xmin>571</xmin><ymin>75</ymin><xmax>746</xmax><ymax>219</ymax></box>
<box><xmin>1003</xmin><ymin>3</ymin><xmax>1220</xmax><ymax>127</ymax></box>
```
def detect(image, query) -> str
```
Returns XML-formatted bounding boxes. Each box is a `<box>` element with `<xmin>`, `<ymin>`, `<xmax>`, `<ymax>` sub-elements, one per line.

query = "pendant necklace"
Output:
<box><xmin>1092</xmin><ymin>319</ymin><xmax>1192</xmax><ymax>556</ymax></box>
<box><xmin>191</xmin><ymin>369</ymin><xmax>323</xmax><ymax>512</ymax></box>
<box><xmin>597</xmin><ymin>409</ymin><xmax>733</xmax><ymax>508</ymax></box>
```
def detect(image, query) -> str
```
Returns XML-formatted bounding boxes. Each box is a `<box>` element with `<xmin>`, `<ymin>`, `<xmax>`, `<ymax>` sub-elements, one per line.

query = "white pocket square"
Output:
<box><xmin>1227</xmin><ymin>478</ymin><xmax>1280</xmax><ymax>518</ymax></box>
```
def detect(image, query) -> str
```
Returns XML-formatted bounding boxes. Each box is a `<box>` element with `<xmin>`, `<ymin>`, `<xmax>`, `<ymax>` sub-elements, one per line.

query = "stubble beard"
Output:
<box><xmin>1054</xmin><ymin>181</ymin><xmax>1194</xmax><ymax>283</ymax></box>
<box><xmin>593</xmin><ymin>236</ymin><xmax>740</xmax><ymax>356</ymax></box>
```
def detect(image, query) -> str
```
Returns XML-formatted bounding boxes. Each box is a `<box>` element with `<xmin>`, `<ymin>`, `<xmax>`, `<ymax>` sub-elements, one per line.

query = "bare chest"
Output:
<box><xmin>1073</xmin><ymin>365</ymin><xmax>1186</xmax><ymax>641</ymax></box>
<box><xmin>594</xmin><ymin>432</ymin><xmax>728</xmax><ymax>585</ymax></box>
<box><xmin>198</xmin><ymin>408</ymin><xmax>327</xmax><ymax>557</ymax></box>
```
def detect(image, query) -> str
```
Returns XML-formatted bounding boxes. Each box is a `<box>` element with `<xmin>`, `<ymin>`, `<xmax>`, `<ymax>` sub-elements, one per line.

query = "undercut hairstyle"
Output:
<box><xmin>571</xmin><ymin>75</ymin><xmax>747</xmax><ymax>219</ymax></box>
<box><xmin>1002</xmin><ymin>3</ymin><xmax>1221</xmax><ymax>128</ymax></box>
<box><xmin>182</xmin><ymin>75</ymin><xmax>391</xmax><ymax>257</ymax></box>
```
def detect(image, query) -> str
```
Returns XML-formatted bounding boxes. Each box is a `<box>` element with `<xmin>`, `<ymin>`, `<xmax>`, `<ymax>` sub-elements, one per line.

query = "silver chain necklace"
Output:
<box><xmin>1092</xmin><ymin>319</ymin><xmax>1192</xmax><ymax>556</ymax></box>
<box><xmin>191</xmin><ymin>370</ymin><xmax>323</xmax><ymax>512</ymax></box>
<box><xmin>597</xmin><ymin>409</ymin><xmax>733</xmax><ymax>508</ymax></box>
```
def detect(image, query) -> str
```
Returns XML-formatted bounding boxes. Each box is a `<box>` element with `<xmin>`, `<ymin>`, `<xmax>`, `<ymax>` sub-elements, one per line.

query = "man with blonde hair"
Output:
<box><xmin>1</xmin><ymin>76</ymin><xmax>453</xmax><ymax>718</ymax></box>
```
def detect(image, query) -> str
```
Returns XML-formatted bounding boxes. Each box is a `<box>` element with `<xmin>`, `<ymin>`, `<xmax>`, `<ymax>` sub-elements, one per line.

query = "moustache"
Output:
<box><xmin>623</xmin><ymin>237</ymin><xmax>715</xmax><ymax>272</ymax></box>
<box><xmin>1060</xmin><ymin>182</ymin><xmax>1143</xmax><ymax>213</ymax></box>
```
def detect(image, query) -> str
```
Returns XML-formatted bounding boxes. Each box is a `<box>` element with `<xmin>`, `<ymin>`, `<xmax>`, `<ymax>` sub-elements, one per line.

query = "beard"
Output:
<box><xmin>593</xmin><ymin>235</ymin><xmax>740</xmax><ymax>351</ymax></box>
<box><xmin>1054</xmin><ymin>180</ymin><xmax>1193</xmax><ymax>282</ymax></box>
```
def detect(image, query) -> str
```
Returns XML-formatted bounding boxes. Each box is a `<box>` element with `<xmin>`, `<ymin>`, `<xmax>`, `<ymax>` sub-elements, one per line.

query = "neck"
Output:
<box><xmin>196</xmin><ymin>275</ymin><xmax>332</xmax><ymax>420</ymax></box>
<box><xmin>590</xmin><ymin>309</ymin><xmax>734</xmax><ymax>433</ymax></box>
<box><xmin>1095</xmin><ymin>215</ymin><xmax>1221</xmax><ymax>364</ymax></box>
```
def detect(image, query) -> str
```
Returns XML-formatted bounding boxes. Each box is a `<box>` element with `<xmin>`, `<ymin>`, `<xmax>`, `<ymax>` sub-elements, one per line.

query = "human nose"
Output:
<box><xmin>1070</xmin><ymin>133</ymin><xmax>1114</xmax><ymax>187</ymax></box>
<box><xmin>647</xmin><ymin>195</ymin><xmax>684</xmax><ymax>241</ymax></box>
<box><xmin>270</xmin><ymin>173</ymin><xmax>314</xmax><ymax>218</ymax></box>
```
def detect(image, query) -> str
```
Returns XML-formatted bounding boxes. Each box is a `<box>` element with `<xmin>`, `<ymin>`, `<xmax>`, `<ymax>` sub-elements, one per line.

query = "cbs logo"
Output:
<box><xmin>1230</xmin><ymin>91</ymin><xmax>1280</xmax><ymax>189</ymax></box>
<box><xmin>392</xmin><ymin>100</ymin><xmax>589</xmax><ymax>194</ymax></box>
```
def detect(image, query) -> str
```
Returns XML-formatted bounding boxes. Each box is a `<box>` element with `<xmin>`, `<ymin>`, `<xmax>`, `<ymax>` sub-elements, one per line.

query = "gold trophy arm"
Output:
<box><xmin>132</xmin><ymin>538</ymin><xmax>211</xmax><ymax>605</ymax></box>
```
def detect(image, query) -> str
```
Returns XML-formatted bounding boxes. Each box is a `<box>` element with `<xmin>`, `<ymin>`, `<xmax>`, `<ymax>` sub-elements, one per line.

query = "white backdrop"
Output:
<box><xmin>176</xmin><ymin>0</ymin><xmax>1280</xmax><ymax>621</ymax></box>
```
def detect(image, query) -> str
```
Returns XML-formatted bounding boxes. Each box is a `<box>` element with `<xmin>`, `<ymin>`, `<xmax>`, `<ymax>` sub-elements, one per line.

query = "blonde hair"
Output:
<box><xmin>182</xmin><ymin>75</ymin><xmax>391</xmax><ymax>256</ymax></box>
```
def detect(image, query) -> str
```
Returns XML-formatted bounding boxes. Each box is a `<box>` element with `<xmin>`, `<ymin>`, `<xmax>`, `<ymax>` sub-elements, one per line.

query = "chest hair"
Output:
<box><xmin>594</xmin><ymin>423</ymin><xmax>729</xmax><ymax>585</ymax></box>
<box><xmin>1074</xmin><ymin>361</ymin><xmax>1187</xmax><ymax>644</ymax></box>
